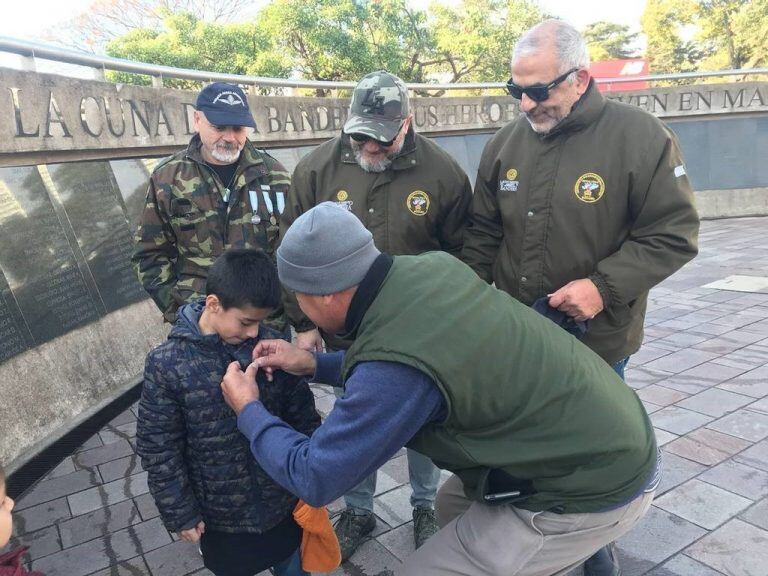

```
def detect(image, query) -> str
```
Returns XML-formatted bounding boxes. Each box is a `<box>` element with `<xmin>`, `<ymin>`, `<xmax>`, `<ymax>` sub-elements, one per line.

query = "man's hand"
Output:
<box><xmin>178</xmin><ymin>521</ymin><xmax>205</xmax><ymax>543</ymax></box>
<box><xmin>295</xmin><ymin>328</ymin><xmax>324</xmax><ymax>352</ymax></box>
<box><xmin>548</xmin><ymin>278</ymin><xmax>604</xmax><ymax>322</ymax></box>
<box><xmin>221</xmin><ymin>361</ymin><xmax>260</xmax><ymax>415</ymax></box>
<box><xmin>251</xmin><ymin>339</ymin><xmax>316</xmax><ymax>382</ymax></box>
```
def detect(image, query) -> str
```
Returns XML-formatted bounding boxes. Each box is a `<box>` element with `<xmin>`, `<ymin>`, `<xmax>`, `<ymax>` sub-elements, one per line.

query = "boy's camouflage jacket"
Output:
<box><xmin>136</xmin><ymin>300</ymin><xmax>321</xmax><ymax>534</ymax></box>
<box><xmin>131</xmin><ymin>136</ymin><xmax>290</xmax><ymax>322</ymax></box>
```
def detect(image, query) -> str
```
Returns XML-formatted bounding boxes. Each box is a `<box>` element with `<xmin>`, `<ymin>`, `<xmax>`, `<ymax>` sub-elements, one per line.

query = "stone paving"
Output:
<box><xmin>5</xmin><ymin>216</ymin><xmax>768</xmax><ymax>576</ymax></box>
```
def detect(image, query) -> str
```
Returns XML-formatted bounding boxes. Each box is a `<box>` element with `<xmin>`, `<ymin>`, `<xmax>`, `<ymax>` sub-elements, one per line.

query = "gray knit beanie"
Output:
<box><xmin>277</xmin><ymin>202</ymin><xmax>381</xmax><ymax>295</ymax></box>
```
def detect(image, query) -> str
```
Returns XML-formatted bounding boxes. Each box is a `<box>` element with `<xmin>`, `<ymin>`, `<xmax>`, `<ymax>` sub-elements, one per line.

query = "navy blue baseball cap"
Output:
<box><xmin>195</xmin><ymin>82</ymin><xmax>256</xmax><ymax>128</ymax></box>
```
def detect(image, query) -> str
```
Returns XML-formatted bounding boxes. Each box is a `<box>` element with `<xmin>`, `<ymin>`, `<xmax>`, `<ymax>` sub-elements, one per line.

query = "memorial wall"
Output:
<box><xmin>1</xmin><ymin>66</ymin><xmax>767</xmax><ymax>472</ymax></box>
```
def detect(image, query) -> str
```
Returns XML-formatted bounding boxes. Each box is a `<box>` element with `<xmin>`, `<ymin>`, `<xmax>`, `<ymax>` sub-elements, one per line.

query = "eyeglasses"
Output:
<box><xmin>505</xmin><ymin>68</ymin><xmax>580</xmax><ymax>102</ymax></box>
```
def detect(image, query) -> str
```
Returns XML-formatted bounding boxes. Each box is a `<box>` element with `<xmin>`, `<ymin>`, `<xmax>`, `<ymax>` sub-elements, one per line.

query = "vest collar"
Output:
<box><xmin>342</xmin><ymin>253</ymin><xmax>394</xmax><ymax>338</ymax></box>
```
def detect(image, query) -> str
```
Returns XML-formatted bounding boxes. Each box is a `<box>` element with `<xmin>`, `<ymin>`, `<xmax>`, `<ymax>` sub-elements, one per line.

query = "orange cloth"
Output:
<box><xmin>292</xmin><ymin>500</ymin><xmax>342</xmax><ymax>573</ymax></box>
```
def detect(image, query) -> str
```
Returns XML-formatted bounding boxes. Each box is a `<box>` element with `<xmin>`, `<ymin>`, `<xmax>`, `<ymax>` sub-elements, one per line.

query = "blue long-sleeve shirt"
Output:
<box><xmin>237</xmin><ymin>351</ymin><xmax>447</xmax><ymax>507</ymax></box>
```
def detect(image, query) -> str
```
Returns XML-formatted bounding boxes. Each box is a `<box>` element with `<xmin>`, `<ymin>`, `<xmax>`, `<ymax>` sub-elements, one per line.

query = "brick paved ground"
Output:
<box><xmin>5</xmin><ymin>216</ymin><xmax>768</xmax><ymax>576</ymax></box>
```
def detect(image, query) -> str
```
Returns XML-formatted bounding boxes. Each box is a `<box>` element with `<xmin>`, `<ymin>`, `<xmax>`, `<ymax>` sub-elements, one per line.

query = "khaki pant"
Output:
<box><xmin>397</xmin><ymin>474</ymin><xmax>654</xmax><ymax>576</ymax></box>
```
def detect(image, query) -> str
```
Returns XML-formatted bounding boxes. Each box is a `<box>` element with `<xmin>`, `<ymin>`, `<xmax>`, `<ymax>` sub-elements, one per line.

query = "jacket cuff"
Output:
<box><xmin>588</xmin><ymin>273</ymin><xmax>613</xmax><ymax>309</ymax></box>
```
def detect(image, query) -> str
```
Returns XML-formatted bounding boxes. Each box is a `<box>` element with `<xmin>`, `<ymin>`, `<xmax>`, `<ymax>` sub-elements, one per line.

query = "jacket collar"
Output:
<box><xmin>339</xmin><ymin>126</ymin><xmax>418</xmax><ymax>170</ymax></box>
<box><xmin>341</xmin><ymin>253</ymin><xmax>394</xmax><ymax>338</ymax></box>
<box><xmin>540</xmin><ymin>79</ymin><xmax>605</xmax><ymax>138</ymax></box>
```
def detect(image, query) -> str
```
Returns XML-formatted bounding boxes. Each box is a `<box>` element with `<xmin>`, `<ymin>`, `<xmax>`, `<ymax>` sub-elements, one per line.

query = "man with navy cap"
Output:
<box><xmin>132</xmin><ymin>82</ymin><xmax>291</xmax><ymax>325</ymax></box>
<box><xmin>281</xmin><ymin>70</ymin><xmax>472</xmax><ymax>559</ymax></box>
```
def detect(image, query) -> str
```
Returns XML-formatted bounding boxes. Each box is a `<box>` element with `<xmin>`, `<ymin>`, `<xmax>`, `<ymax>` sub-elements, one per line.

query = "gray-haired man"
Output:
<box><xmin>462</xmin><ymin>19</ymin><xmax>699</xmax><ymax>576</ymax></box>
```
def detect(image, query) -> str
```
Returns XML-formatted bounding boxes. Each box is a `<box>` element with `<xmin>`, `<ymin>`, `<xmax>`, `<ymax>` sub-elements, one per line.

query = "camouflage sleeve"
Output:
<box><xmin>279</xmin><ymin>374</ymin><xmax>322</xmax><ymax>437</ymax></box>
<box><xmin>131</xmin><ymin>177</ymin><xmax>178</xmax><ymax>317</ymax></box>
<box><xmin>136</xmin><ymin>353</ymin><xmax>202</xmax><ymax>532</ymax></box>
<box><xmin>438</xmin><ymin>165</ymin><xmax>473</xmax><ymax>257</ymax></box>
<box><xmin>278</xmin><ymin>158</ymin><xmax>316</xmax><ymax>333</ymax></box>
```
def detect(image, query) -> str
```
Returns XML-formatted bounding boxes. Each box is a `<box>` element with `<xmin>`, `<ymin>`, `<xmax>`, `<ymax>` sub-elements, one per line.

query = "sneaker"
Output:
<box><xmin>584</xmin><ymin>543</ymin><xmax>621</xmax><ymax>576</ymax></box>
<box><xmin>334</xmin><ymin>509</ymin><xmax>376</xmax><ymax>562</ymax></box>
<box><xmin>412</xmin><ymin>506</ymin><xmax>439</xmax><ymax>549</ymax></box>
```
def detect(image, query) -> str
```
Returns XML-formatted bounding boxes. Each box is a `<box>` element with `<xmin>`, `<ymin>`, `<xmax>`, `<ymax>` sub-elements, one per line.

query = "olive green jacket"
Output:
<box><xmin>283</xmin><ymin>129</ymin><xmax>473</xmax><ymax>345</ymax></box>
<box><xmin>131</xmin><ymin>136</ymin><xmax>290</xmax><ymax>323</ymax></box>
<box><xmin>462</xmin><ymin>82</ymin><xmax>700</xmax><ymax>364</ymax></box>
<box><xmin>342</xmin><ymin>252</ymin><xmax>657</xmax><ymax>513</ymax></box>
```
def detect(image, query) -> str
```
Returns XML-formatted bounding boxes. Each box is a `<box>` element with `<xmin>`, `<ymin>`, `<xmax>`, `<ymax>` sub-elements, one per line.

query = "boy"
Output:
<box><xmin>137</xmin><ymin>249</ymin><xmax>320</xmax><ymax>576</ymax></box>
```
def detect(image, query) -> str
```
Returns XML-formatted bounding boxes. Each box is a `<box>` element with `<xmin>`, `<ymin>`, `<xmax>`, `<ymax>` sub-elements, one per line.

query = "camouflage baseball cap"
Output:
<box><xmin>343</xmin><ymin>71</ymin><xmax>409</xmax><ymax>143</ymax></box>
<box><xmin>195</xmin><ymin>82</ymin><xmax>256</xmax><ymax>128</ymax></box>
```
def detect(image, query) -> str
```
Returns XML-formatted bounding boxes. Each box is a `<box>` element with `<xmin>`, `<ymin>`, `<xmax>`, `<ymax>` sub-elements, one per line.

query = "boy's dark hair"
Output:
<box><xmin>206</xmin><ymin>249</ymin><xmax>281</xmax><ymax>310</ymax></box>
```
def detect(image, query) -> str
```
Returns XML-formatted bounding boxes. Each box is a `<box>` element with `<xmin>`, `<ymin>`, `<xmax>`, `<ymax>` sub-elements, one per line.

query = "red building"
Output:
<box><xmin>590</xmin><ymin>59</ymin><xmax>649</xmax><ymax>92</ymax></box>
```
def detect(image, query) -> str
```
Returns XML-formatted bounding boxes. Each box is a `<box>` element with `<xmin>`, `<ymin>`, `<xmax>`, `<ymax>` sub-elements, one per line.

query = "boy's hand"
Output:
<box><xmin>221</xmin><ymin>361</ymin><xmax>260</xmax><ymax>415</ymax></box>
<box><xmin>252</xmin><ymin>339</ymin><xmax>317</xmax><ymax>382</ymax></box>
<box><xmin>178</xmin><ymin>520</ymin><xmax>205</xmax><ymax>543</ymax></box>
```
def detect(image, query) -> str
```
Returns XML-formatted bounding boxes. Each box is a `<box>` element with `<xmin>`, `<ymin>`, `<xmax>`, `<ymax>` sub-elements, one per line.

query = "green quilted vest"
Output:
<box><xmin>342</xmin><ymin>252</ymin><xmax>656</xmax><ymax>513</ymax></box>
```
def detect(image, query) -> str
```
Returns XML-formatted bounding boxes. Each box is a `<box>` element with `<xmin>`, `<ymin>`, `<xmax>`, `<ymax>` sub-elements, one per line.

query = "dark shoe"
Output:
<box><xmin>412</xmin><ymin>506</ymin><xmax>439</xmax><ymax>549</ymax></box>
<box><xmin>334</xmin><ymin>509</ymin><xmax>376</xmax><ymax>562</ymax></box>
<box><xmin>584</xmin><ymin>543</ymin><xmax>621</xmax><ymax>576</ymax></box>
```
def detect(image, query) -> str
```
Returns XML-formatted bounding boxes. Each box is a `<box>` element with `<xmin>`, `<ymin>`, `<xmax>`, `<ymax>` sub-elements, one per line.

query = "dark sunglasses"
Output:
<box><xmin>505</xmin><ymin>67</ymin><xmax>580</xmax><ymax>102</ymax></box>
<box><xmin>349</xmin><ymin>132</ymin><xmax>397</xmax><ymax>147</ymax></box>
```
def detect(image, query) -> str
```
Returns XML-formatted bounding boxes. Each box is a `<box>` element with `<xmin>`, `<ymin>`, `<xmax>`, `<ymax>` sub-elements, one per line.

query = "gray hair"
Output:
<box><xmin>512</xmin><ymin>19</ymin><xmax>590</xmax><ymax>83</ymax></box>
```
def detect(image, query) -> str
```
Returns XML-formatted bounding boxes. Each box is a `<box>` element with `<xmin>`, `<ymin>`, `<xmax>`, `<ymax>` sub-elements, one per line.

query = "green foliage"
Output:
<box><xmin>642</xmin><ymin>0</ymin><xmax>768</xmax><ymax>75</ymax></box>
<box><xmin>582</xmin><ymin>21</ymin><xmax>638</xmax><ymax>62</ymax></box>
<box><xmin>430</xmin><ymin>0</ymin><xmax>542</xmax><ymax>83</ymax></box>
<box><xmin>101</xmin><ymin>0</ymin><xmax>544</xmax><ymax>90</ymax></box>
<box><xmin>106</xmin><ymin>11</ymin><xmax>290</xmax><ymax>88</ymax></box>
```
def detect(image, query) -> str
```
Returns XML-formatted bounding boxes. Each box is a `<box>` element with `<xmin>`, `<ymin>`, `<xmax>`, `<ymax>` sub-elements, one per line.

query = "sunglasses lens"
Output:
<box><xmin>527</xmin><ymin>87</ymin><xmax>549</xmax><ymax>102</ymax></box>
<box><xmin>350</xmin><ymin>133</ymin><xmax>395</xmax><ymax>147</ymax></box>
<box><xmin>507</xmin><ymin>85</ymin><xmax>523</xmax><ymax>99</ymax></box>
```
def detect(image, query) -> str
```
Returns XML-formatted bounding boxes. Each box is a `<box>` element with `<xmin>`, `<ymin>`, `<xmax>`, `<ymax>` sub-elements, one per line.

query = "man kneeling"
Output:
<box><xmin>222</xmin><ymin>203</ymin><xmax>659</xmax><ymax>575</ymax></box>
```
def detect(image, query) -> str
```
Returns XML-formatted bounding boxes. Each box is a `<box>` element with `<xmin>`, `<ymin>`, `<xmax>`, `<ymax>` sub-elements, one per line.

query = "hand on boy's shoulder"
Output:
<box><xmin>221</xmin><ymin>361</ymin><xmax>261</xmax><ymax>415</ymax></box>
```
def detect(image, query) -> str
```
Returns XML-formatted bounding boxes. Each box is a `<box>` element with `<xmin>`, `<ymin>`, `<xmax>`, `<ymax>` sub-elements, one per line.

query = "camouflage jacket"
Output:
<box><xmin>283</xmin><ymin>128</ymin><xmax>473</xmax><ymax>346</ymax></box>
<box><xmin>131</xmin><ymin>135</ymin><xmax>290</xmax><ymax>323</ymax></box>
<box><xmin>136</xmin><ymin>300</ymin><xmax>321</xmax><ymax>534</ymax></box>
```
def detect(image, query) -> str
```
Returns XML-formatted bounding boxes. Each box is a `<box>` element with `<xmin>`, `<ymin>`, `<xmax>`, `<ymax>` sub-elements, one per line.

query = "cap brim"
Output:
<box><xmin>343</xmin><ymin>114</ymin><xmax>401</xmax><ymax>142</ymax></box>
<box><xmin>199</xmin><ymin>106</ymin><xmax>257</xmax><ymax>128</ymax></box>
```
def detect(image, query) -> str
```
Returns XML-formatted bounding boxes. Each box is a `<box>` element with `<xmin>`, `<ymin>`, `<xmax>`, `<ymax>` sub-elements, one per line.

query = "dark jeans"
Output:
<box><xmin>612</xmin><ymin>357</ymin><xmax>630</xmax><ymax>379</ymax></box>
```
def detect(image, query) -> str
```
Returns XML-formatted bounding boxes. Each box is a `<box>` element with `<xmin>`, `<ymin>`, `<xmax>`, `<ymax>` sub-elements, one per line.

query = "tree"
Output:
<box><xmin>429</xmin><ymin>0</ymin><xmax>543</xmax><ymax>83</ymax></box>
<box><xmin>105</xmin><ymin>12</ymin><xmax>291</xmax><ymax>88</ymax></box>
<box><xmin>582</xmin><ymin>21</ymin><xmax>638</xmax><ymax>62</ymax></box>
<box><xmin>641</xmin><ymin>0</ymin><xmax>701</xmax><ymax>74</ymax></box>
<box><xmin>696</xmin><ymin>0</ymin><xmax>768</xmax><ymax>71</ymax></box>
<box><xmin>48</xmin><ymin>0</ymin><xmax>255</xmax><ymax>51</ymax></box>
<box><xmin>642</xmin><ymin>0</ymin><xmax>768</xmax><ymax>76</ymax></box>
<box><xmin>253</xmin><ymin>0</ymin><xmax>434</xmax><ymax>91</ymax></box>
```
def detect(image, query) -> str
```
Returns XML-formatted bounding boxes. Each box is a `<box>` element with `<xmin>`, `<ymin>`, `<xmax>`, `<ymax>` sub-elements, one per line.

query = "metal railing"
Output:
<box><xmin>2</xmin><ymin>35</ymin><xmax>767</xmax><ymax>91</ymax></box>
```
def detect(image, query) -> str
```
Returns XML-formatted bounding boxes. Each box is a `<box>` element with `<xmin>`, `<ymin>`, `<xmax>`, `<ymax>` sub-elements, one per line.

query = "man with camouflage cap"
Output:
<box><xmin>132</xmin><ymin>82</ymin><xmax>290</xmax><ymax>325</ymax></box>
<box><xmin>282</xmin><ymin>70</ymin><xmax>473</xmax><ymax>559</ymax></box>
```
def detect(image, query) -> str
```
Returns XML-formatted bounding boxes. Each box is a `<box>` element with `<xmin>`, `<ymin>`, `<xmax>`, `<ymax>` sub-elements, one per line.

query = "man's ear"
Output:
<box><xmin>205</xmin><ymin>294</ymin><xmax>222</xmax><ymax>312</ymax></box>
<box><xmin>575</xmin><ymin>68</ymin><xmax>591</xmax><ymax>95</ymax></box>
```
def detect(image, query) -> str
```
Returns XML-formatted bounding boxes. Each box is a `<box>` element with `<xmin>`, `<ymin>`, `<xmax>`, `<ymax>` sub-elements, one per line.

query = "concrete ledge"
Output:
<box><xmin>0</xmin><ymin>299</ymin><xmax>167</xmax><ymax>468</ymax></box>
<box><xmin>695</xmin><ymin>187</ymin><xmax>768</xmax><ymax>219</ymax></box>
